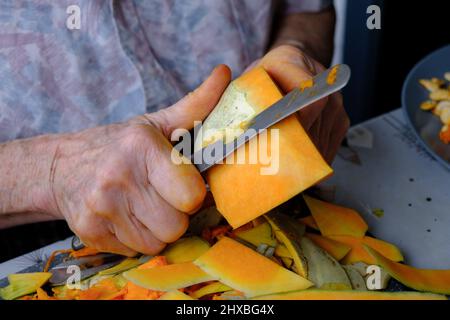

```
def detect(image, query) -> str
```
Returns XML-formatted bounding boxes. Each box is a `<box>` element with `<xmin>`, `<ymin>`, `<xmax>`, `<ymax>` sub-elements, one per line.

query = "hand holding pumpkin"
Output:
<box><xmin>45</xmin><ymin>65</ymin><xmax>231</xmax><ymax>256</ymax></box>
<box><xmin>256</xmin><ymin>45</ymin><xmax>350</xmax><ymax>164</ymax></box>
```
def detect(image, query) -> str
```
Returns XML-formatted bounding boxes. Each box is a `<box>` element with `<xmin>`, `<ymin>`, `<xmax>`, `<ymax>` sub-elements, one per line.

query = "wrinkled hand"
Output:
<box><xmin>252</xmin><ymin>45</ymin><xmax>350</xmax><ymax>164</ymax></box>
<box><xmin>47</xmin><ymin>65</ymin><xmax>231</xmax><ymax>256</ymax></box>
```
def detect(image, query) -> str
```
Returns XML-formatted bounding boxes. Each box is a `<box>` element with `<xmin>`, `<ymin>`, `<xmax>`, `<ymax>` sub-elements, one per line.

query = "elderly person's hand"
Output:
<box><xmin>250</xmin><ymin>45</ymin><xmax>350</xmax><ymax>164</ymax></box>
<box><xmin>45</xmin><ymin>65</ymin><xmax>231</xmax><ymax>256</ymax></box>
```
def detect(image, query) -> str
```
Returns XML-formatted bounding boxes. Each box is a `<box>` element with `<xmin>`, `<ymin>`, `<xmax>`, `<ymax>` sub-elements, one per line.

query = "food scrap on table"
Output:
<box><xmin>419</xmin><ymin>73</ymin><xmax>450</xmax><ymax>144</ymax></box>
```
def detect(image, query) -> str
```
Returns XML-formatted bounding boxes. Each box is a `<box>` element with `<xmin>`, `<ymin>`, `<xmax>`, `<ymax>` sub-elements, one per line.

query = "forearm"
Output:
<box><xmin>0</xmin><ymin>135</ymin><xmax>60</xmax><ymax>229</ymax></box>
<box><xmin>270</xmin><ymin>6</ymin><xmax>336</xmax><ymax>66</ymax></box>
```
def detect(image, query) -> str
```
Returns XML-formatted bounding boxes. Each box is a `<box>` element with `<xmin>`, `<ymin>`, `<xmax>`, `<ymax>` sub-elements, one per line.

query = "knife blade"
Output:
<box><xmin>175</xmin><ymin>64</ymin><xmax>351</xmax><ymax>173</ymax></box>
<box><xmin>49</xmin><ymin>253</ymin><xmax>125</xmax><ymax>286</ymax></box>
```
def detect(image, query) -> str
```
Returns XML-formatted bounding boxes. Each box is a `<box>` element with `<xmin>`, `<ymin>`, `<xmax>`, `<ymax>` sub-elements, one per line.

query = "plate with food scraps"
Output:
<box><xmin>402</xmin><ymin>45</ymin><xmax>450</xmax><ymax>170</ymax></box>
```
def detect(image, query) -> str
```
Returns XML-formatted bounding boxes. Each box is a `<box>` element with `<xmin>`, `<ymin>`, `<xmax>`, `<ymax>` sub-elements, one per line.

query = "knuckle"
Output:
<box><xmin>93</xmin><ymin>160</ymin><xmax>131</xmax><ymax>195</ymax></box>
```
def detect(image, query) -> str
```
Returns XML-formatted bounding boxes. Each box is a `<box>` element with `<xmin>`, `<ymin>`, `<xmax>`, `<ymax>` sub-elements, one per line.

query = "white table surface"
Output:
<box><xmin>1</xmin><ymin>109</ymin><xmax>449</xmax><ymax>279</ymax></box>
<box><xmin>326</xmin><ymin>109</ymin><xmax>450</xmax><ymax>269</ymax></box>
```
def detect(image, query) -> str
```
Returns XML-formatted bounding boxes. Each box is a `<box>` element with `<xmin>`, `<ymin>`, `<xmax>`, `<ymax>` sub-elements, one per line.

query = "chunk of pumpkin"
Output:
<box><xmin>204</xmin><ymin>67</ymin><xmax>333</xmax><ymax>229</ymax></box>
<box><xmin>305</xmin><ymin>233</ymin><xmax>351</xmax><ymax>261</ymax></box>
<box><xmin>123</xmin><ymin>262</ymin><xmax>216</xmax><ymax>292</ymax></box>
<box><xmin>0</xmin><ymin>272</ymin><xmax>52</xmax><ymax>300</ymax></box>
<box><xmin>252</xmin><ymin>290</ymin><xmax>446</xmax><ymax>300</ymax></box>
<box><xmin>159</xmin><ymin>290</ymin><xmax>195</xmax><ymax>300</ymax></box>
<box><xmin>366</xmin><ymin>245</ymin><xmax>450</xmax><ymax>295</ymax></box>
<box><xmin>234</xmin><ymin>222</ymin><xmax>277</xmax><ymax>248</ymax></box>
<box><xmin>303</xmin><ymin>195</ymin><xmax>368</xmax><ymax>237</ymax></box>
<box><xmin>329</xmin><ymin>235</ymin><xmax>404</xmax><ymax>265</ymax></box>
<box><xmin>194</xmin><ymin>237</ymin><xmax>312</xmax><ymax>298</ymax></box>
<box><xmin>162</xmin><ymin>236</ymin><xmax>210</xmax><ymax>264</ymax></box>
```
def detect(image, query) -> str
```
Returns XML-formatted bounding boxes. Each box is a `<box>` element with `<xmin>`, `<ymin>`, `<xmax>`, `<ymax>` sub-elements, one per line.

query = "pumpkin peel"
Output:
<box><xmin>305</xmin><ymin>233</ymin><xmax>351</xmax><ymax>261</ymax></box>
<box><xmin>365</xmin><ymin>245</ymin><xmax>450</xmax><ymax>295</ymax></box>
<box><xmin>329</xmin><ymin>235</ymin><xmax>404</xmax><ymax>265</ymax></box>
<box><xmin>303</xmin><ymin>195</ymin><xmax>368</xmax><ymax>238</ymax></box>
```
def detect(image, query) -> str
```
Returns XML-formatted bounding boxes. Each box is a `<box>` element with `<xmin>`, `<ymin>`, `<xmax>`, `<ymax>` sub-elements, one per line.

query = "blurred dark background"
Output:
<box><xmin>1</xmin><ymin>1</ymin><xmax>449</xmax><ymax>263</ymax></box>
<box><xmin>342</xmin><ymin>0</ymin><xmax>450</xmax><ymax>124</ymax></box>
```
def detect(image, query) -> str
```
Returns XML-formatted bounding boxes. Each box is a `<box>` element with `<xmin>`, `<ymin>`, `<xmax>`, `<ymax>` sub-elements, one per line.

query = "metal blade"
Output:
<box><xmin>49</xmin><ymin>253</ymin><xmax>125</xmax><ymax>286</ymax></box>
<box><xmin>179</xmin><ymin>64</ymin><xmax>351</xmax><ymax>173</ymax></box>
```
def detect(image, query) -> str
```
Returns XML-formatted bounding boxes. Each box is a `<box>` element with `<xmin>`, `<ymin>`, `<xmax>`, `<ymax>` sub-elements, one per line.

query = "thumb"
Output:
<box><xmin>149</xmin><ymin>64</ymin><xmax>231</xmax><ymax>138</ymax></box>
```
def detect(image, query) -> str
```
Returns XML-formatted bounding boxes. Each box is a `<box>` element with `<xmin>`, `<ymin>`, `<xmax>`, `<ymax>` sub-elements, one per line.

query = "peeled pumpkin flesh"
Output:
<box><xmin>329</xmin><ymin>235</ymin><xmax>404</xmax><ymax>265</ymax></box>
<box><xmin>123</xmin><ymin>262</ymin><xmax>216</xmax><ymax>292</ymax></box>
<box><xmin>0</xmin><ymin>272</ymin><xmax>52</xmax><ymax>300</ymax></box>
<box><xmin>303</xmin><ymin>195</ymin><xmax>368</xmax><ymax>238</ymax></box>
<box><xmin>162</xmin><ymin>236</ymin><xmax>210</xmax><ymax>264</ymax></box>
<box><xmin>305</xmin><ymin>233</ymin><xmax>351</xmax><ymax>261</ymax></box>
<box><xmin>194</xmin><ymin>237</ymin><xmax>312</xmax><ymax>298</ymax></box>
<box><xmin>366</xmin><ymin>245</ymin><xmax>450</xmax><ymax>295</ymax></box>
<box><xmin>204</xmin><ymin>67</ymin><xmax>333</xmax><ymax>229</ymax></box>
<box><xmin>252</xmin><ymin>290</ymin><xmax>446</xmax><ymax>300</ymax></box>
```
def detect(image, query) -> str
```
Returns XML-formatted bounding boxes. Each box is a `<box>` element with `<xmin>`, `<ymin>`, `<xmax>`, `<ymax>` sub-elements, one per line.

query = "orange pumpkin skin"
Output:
<box><xmin>305</xmin><ymin>233</ymin><xmax>351</xmax><ymax>261</ymax></box>
<box><xmin>253</xmin><ymin>290</ymin><xmax>446</xmax><ymax>300</ymax></box>
<box><xmin>303</xmin><ymin>195</ymin><xmax>368</xmax><ymax>238</ymax></box>
<box><xmin>329</xmin><ymin>235</ymin><xmax>404</xmax><ymax>265</ymax></box>
<box><xmin>206</xmin><ymin>68</ymin><xmax>332</xmax><ymax>229</ymax></box>
<box><xmin>194</xmin><ymin>237</ymin><xmax>312</xmax><ymax>298</ymax></box>
<box><xmin>366</xmin><ymin>246</ymin><xmax>450</xmax><ymax>295</ymax></box>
